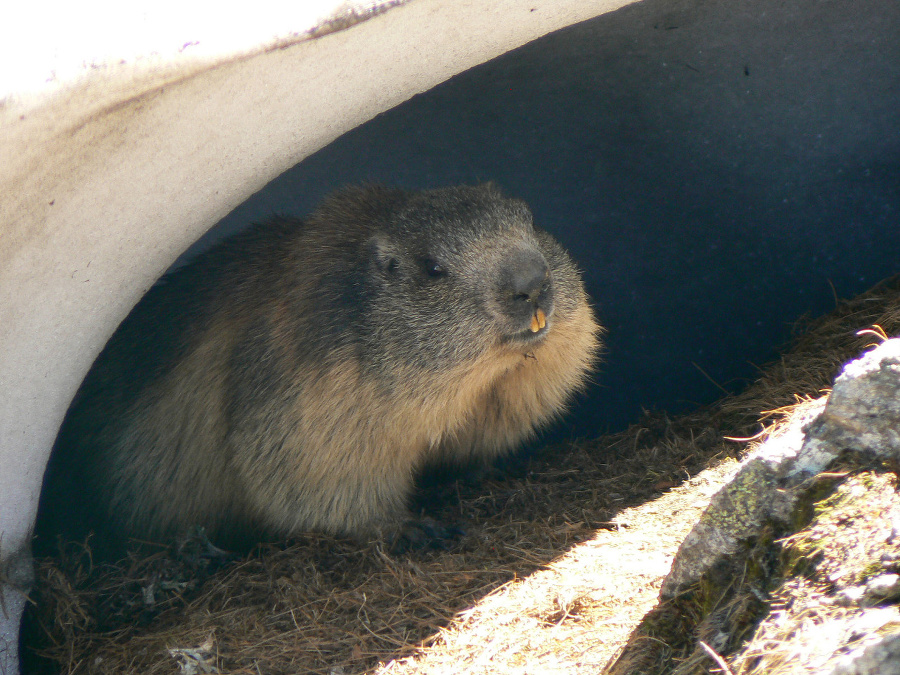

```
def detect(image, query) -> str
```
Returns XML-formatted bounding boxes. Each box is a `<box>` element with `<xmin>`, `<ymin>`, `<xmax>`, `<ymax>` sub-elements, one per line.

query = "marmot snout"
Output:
<box><xmin>39</xmin><ymin>184</ymin><xmax>601</xmax><ymax>551</ymax></box>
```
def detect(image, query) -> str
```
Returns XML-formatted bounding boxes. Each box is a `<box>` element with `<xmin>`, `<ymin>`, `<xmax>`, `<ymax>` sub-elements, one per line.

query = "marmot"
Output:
<box><xmin>39</xmin><ymin>184</ymin><xmax>600</xmax><ymax>552</ymax></box>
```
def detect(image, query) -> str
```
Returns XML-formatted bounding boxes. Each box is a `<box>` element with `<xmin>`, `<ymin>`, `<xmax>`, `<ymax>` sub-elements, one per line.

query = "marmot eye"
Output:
<box><xmin>424</xmin><ymin>259</ymin><xmax>446</xmax><ymax>278</ymax></box>
<box><xmin>386</xmin><ymin>258</ymin><xmax>400</xmax><ymax>274</ymax></box>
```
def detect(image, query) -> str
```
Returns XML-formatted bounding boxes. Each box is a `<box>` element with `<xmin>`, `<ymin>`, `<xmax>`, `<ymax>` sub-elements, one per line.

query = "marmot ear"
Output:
<box><xmin>369</xmin><ymin>234</ymin><xmax>400</xmax><ymax>276</ymax></box>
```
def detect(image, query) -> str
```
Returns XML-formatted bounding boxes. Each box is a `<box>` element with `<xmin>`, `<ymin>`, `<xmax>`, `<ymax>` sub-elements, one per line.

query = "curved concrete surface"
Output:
<box><xmin>0</xmin><ymin>1</ymin><xmax>630</xmax><ymax>669</ymax></box>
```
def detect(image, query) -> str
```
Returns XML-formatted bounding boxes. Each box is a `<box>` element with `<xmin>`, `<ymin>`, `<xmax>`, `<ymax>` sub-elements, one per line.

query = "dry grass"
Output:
<box><xmin>719</xmin><ymin>274</ymin><xmax>900</xmax><ymax>425</ymax></box>
<box><xmin>21</xmin><ymin>274</ymin><xmax>900</xmax><ymax>675</ymax></box>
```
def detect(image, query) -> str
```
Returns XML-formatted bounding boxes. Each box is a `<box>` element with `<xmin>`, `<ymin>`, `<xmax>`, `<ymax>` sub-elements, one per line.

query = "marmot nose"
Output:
<box><xmin>502</xmin><ymin>251</ymin><xmax>553</xmax><ymax>335</ymax></box>
<box><xmin>509</xmin><ymin>253</ymin><xmax>550</xmax><ymax>304</ymax></box>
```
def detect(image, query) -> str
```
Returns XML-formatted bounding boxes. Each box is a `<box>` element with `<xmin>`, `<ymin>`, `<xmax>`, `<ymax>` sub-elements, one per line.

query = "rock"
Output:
<box><xmin>661</xmin><ymin>338</ymin><xmax>900</xmax><ymax>600</ymax></box>
<box><xmin>799</xmin><ymin>338</ymin><xmax>900</xmax><ymax>468</ymax></box>
<box><xmin>862</xmin><ymin>574</ymin><xmax>900</xmax><ymax>606</ymax></box>
<box><xmin>829</xmin><ymin>629</ymin><xmax>900</xmax><ymax>675</ymax></box>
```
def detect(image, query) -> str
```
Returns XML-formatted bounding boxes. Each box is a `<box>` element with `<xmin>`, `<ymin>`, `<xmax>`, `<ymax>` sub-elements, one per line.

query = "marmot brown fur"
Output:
<box><xmin>39</xmin><ymin>184</ymin><xmax>600</xmax><ymax>551</ymax></box>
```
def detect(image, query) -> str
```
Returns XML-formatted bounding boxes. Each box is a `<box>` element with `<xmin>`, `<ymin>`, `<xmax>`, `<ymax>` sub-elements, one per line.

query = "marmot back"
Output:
<box><xmin>39</xmin><ymin>184</ymin><xmax>601</xmax><ymax>552</ymax></box>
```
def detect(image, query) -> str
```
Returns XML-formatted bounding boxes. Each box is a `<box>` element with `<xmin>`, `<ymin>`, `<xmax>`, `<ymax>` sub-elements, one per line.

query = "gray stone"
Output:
<box><xmin>799</xmin><ymin>339</ymin><xmax>900</xmax><ymax>473</ymax></box>
<box><xmin>863</xmin><ymin>574</ymin><xmax>900</xmax><ymax>606</ymax></box>
<box><xmin>662</xmin><ymin>338</ymin><xmax>900</xmax><ymax>599</ymax></box>
<box><xmin>829</xmin><ymin>631</ymin><xmax>900</xmax><ymax>675</ymax></box>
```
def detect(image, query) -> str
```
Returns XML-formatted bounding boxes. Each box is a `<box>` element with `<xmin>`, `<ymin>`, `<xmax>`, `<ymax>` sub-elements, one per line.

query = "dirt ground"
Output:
<box><xmin>20</xmin><ymin>275</ymin><xmax>900</xmax><ymax>674</ymax></box>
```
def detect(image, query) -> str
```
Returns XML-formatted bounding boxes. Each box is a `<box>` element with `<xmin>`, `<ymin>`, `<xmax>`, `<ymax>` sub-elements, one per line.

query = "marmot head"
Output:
<box><xmin>306</xmin><ymin>184</ymin><xmax>572</xmax><ymax>375</ymax></box>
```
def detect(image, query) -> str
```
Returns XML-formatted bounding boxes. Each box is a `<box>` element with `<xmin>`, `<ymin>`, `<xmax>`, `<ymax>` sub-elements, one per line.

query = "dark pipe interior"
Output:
<box><xmin>185</xmin><ymin>0</ymin><xmax>900</xmax><ymax>437</ymax></box>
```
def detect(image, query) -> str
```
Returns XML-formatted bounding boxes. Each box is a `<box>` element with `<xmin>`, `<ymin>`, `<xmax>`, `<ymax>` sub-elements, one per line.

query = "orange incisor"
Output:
<box><xmin>530</xmin><ymin>308</ymin><xmax>547</xmax><ymax>333</ymax></box>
